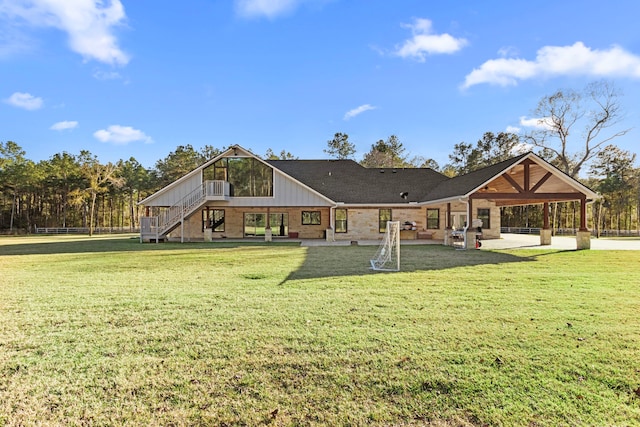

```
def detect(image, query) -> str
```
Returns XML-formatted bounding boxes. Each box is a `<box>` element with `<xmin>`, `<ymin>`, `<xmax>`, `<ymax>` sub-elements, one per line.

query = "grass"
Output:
<box><xmin>1</xmin><ymin>235</ymin><xmax>639</xmax><ymax>426</ymax></box>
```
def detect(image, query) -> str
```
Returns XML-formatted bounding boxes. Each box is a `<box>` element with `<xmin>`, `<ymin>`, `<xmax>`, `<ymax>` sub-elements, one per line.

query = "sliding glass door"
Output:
<box><xmin>244</xmin><ymin>213</ymin><xmax>288</xmax><ymax>237</ymax></box>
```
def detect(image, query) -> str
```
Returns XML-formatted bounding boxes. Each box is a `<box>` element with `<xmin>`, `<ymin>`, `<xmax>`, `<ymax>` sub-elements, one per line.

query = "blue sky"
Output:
<box><xmin>2</xmin><ymin>0</ymin><xmax>639</xmax><ymax>169</ymax></box>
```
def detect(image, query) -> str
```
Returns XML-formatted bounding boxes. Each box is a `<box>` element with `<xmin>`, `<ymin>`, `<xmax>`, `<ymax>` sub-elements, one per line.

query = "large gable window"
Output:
<box><xmin>204</xmin><ymin>157</ymin><xmax>273</xmax><ymax>197</ymax></box>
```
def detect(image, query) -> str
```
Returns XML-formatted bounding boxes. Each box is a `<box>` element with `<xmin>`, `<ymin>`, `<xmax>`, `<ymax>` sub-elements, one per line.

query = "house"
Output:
<box><xmin>139</xmin><ymin>145</ymin><xmax>599</xmax><ymax>249</ymax></box>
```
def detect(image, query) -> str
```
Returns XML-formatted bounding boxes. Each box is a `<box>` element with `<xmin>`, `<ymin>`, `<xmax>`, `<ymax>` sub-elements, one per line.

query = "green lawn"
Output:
<box><xmin>1</xmin><ymin>235</ymin><xmax>639</xmax><ymax>426</ymax></box>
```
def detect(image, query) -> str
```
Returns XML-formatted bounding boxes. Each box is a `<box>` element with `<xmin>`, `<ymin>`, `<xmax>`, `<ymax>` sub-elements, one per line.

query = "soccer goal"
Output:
<box><xmin>370</xmin><ymin>221</ymin><xmax>400</xmax><ymax>271</ymax></box>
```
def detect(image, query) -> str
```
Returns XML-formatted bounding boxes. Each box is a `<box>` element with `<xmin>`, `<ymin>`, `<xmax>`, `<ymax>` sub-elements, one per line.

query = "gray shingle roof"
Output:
<box><xmin>267</xmin><ymin>159</ymin><xmax>450</xmax><ymax>204</ymax></box>
<box><xmin>268</xmin><ymin>153</ymin><xmax>535</xmax><ymax>204</ymax></box>
<box><xmin>423</xmin><ymin>153</ymin><xmax>530</xmax><ymax>201</ymax></box>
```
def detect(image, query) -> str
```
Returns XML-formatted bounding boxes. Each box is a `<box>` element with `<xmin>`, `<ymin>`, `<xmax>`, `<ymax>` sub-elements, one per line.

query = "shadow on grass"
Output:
<box><xmin>281</xmin><ymin>244</ymin><xmax>561</xmax><ymax>283</ymax></box>
<box><xmin>0</xmin><ymin>235</ymin><xmax>567</xmax><ymax>283</ymax></box>
<box><xmin>0</xmin><ymin>235</ymin><xmax>299</xmax><ymax>256</ymax></box>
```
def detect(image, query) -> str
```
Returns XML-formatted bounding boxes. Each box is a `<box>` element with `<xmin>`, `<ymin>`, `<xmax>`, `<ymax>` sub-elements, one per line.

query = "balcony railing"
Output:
<box><xmin>205</xmin><ymin>180</ymin><xmax>230</xmax><ymax>200</ymax></box>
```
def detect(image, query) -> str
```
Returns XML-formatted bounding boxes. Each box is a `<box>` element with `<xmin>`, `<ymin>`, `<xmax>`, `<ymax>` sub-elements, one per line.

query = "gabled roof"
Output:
<box><xmin>423</xmin><ymin>153</ymin><xmax>530</xmax><ymax>202</ymax></box>
<box><xmin>267</xmin><ymin>159</ymin><xmax>450</xmax><ymax>204</ymax></box>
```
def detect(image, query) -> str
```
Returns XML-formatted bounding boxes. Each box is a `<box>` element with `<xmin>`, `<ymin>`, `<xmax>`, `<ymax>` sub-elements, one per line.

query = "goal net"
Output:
<box><xmin>370</xmin><ymin>221</ymin><xmax>400</xmax><ymax>271</ymax></box>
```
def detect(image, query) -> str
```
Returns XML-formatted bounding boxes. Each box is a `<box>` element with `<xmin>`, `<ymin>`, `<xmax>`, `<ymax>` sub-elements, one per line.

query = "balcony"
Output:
<box><xmin>204</xmin><ymin>180</ymin><xmax>231</xmax><ymax>201</ymax></box>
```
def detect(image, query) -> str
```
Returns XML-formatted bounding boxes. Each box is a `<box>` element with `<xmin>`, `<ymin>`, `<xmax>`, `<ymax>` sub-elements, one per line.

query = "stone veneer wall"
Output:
<box><xmin>166</xmin><ymin>201</ymin><xmax>501</xmax><ymax>241</ymax></box>
<box><xmin>167</xmin><ymin>206</ymin><xmax>331</xmax><ymax>241</ymax></box>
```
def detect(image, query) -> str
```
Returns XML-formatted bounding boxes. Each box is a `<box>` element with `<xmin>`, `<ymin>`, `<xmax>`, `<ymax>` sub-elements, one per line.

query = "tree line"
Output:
<box><xmin>1</xmin><ymin>80</ymin><xmax>638</xmax><ymax>235</ymax></box>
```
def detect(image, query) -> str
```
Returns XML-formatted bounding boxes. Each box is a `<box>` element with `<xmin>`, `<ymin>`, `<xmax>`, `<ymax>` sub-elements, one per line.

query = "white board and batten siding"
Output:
<box><xmin>224</xmin><ymin>170</ymin><xmax>332</xmax><ymax>207</ymax></box>
<box><xmin>145</xmin><ymin>174</ymin><xmax>202</xmax><ymax>207</ymax></box>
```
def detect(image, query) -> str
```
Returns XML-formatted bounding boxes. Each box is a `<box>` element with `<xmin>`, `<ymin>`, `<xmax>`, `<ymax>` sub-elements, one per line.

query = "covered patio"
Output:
<box><xmin>460</xmin><ymin>154</ymin><xmax>599</xmax><ymax>250</ymax></box>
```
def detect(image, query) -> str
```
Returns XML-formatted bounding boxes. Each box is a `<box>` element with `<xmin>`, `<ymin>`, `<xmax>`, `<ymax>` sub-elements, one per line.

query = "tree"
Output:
<box><xmin>200</xmin><ymin>145</ymin><xmax>222</xmax><ymax>161</ymax></box>
<box><xmin>324</xmin><ymin>133</ymin><xmax>356</xmax><ymax>159</ymax></box>
<box><xmin>44</xmin><ymin>152</ymin><xmax>83</xmax><ymax>227</ymax></box>
<box><xmin>77</xmin><ymin>151</ymin><xmax>123</xmax><ymax>236</ymax></box>
<box><xmin>155</xmin><ymin>145</ymin><xmax>205</xmax><ymax>187</ymax></box>
<box><xmin>0</xmin><ymin>141</ymin><xmax>31</xmax><ymax>232</ymax></box>
<box><xmin>446</xmin><ymin>132</ymin><xmax>522</xmax><ymax>175</ymax></box>
<box><xmin>360</xmin><ymin>135</ymin><xmax>407</xmax><ymax>168</ymax></box>
<box><xmin>408</xmin><ymin>155</ymin><xmax>440</xmax><ymax>170</ymax></box>
<box><xmin>118</xmin><ymin>157</ymin><xmax>153</xmax><ymax>231</ymax></box>
<box><xmin>589</xmin><ymin>145</ymin><xmax>637</xmax><ymax>235</ymax></box>
<box><xmin>264</xmin><ymin>149</ymin><xmax>297</xmax><ymax>160</ymax></box>
<box><xmin>523</xmin><ymin>80</ymin><xmax>630</xmax><ymax>178</ymax></box>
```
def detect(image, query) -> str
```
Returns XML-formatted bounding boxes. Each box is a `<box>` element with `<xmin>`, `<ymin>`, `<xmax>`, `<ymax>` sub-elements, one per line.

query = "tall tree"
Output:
<box><xmin>155</xmin><ymin>145</ymin><xmax>205</xmax><ymax>187</ymax></box>
<box><xmin>44</xmin><ymin>152</ymin><xmax>83</xmax><ymax>227</ymax></box>
<box><xmin>0</xmin><ymin>141</ymin><xmax>31</xmax><ymax>232</ymax></box>
<box><xmin>446</xmin><ymin>132</ymin><xmax>522</xmax><ymax>175</ymax></box>
<box><xmin>523</xmin><ymin>80</ymin><xmax>630</xmax><ymax>178</ymax></box>
<box><xmin>77</xmin><ymin>151</ymin><xmax>123</xmax><ymax>236</ymax></box>
<box><xmin>324</xmin><ymin>133</ymin><xmax>356</xmax><ymax>159</ymax></box>
<box><xmin>360</xmin><ymin>135</ymin><xmax>407</xmax><ymax>168</ymax></box>
<box><xmin>118</xmin><ymin>157</ymin><xmax>153</xmax><ymax>231</ymax></box>
<box><xmin>589</xmin><ymin>145</ymin><xmax>637</xmax><ymax>234</ymax></box>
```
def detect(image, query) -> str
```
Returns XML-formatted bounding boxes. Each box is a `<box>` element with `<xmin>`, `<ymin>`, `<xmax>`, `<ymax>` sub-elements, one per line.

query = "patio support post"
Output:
<box><xmin>444</xmin><ymin>202</ymin><xmax>452</xmax><ymax>246</ymax></box>
<box><xmin>465</xmin><ymin>198</ymin><xmax>476</xmax><ymax>249</ymax></box>
<box><xmin>265</xmin><ymin>207</ymin><xmax>272</xmax><ymax>242</ymax></box>
<box><xmin>576</xmin><ymin>196</ymin><xmax>591</xmax><ymax>249</ymax></box>
<box><xmin>540</xmin><ymin>202</ymin><xmax>552</xmax><ymax>245</ymax></box>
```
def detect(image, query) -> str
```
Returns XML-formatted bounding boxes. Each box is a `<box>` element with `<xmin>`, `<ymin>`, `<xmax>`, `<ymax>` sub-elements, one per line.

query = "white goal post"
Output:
<box><xmin>370</xmin><ymin>221</ymin><xmax>400</xmax><ymax>271</ymax></box>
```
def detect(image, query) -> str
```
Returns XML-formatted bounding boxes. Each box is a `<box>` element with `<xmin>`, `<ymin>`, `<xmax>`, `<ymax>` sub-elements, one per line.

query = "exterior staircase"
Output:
<box><xmin>140</xmin><ymin>180</ymin><xmax>229</xmax><ymax>242</ymax></box>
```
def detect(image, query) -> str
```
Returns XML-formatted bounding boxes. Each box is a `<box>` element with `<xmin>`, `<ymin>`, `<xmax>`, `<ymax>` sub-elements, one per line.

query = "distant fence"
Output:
<box><xmin>501</xmin><ymin>227</ymin><xmax>640</xmax><ymax>237</ymax></box>
<box><xmin>35</xmin><ymin>227</ymin><xmax>139</xmax><ymax>235</ymax></box>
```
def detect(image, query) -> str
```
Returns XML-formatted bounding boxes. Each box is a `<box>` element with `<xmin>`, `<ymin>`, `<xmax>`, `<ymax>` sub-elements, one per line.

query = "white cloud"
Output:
<box><xmin>93</xmin><ymin>125</ymin><xmax>152</xmax><ymax>145</ymax></box>
<box><xmin>1</xmin><ymin>0</ymin><xmax>129</xmax><ymax>65</ymax></box>
<box><xmin>505</xmin><ymin>125</ymin><xmax>521</xmax><ymax>134</ymax></box>
<box><xmin>4</xmin><ymin>92</ymin><xmax>43</xmax><ymax>110</ymax></box>
<box><xmin>394</xmin><ymin>18</ymin><xmax>468</xmax><ymax>62</ymax></box>
<box><xmin>462</xmin><ymin>42</ymin><xmax>640</xmax><ymax>88</ymax></box>
<box><xmin>235</xmin><ymin>0</ymin><xmax>300</xmax><ymax>18</ymax></box>
<box><xmin>344</xmin><ymin>104</ymin><xmax>376</xmax><ymax>120</ymax></box>
<box><xmin>50</xmin><ymin>120</ymin><xmax>78</xmax><ymax>130</ymax></box>
<box><xmin>519</xmin><ymin>116</ymin><xmax>556</xmax><ymax>131</ymax></box>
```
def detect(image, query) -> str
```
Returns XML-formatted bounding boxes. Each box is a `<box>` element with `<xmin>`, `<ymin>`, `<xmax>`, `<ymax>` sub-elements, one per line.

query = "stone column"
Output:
<box><xmin>264</xmin><ymin>228</ymin><xmax>272</xmax><ymax>242</ymax></box>
<box><xmin>576</xmin><ymin>231</ymin><xmax>591</xmax><ymax>250</ymax></box>
<box><xmin>325</xmin><ymin>228</ymin><xmax>334</xmax><ymax>242</ymax></box>
<box><xmin>540</xmin><ymin>202</ymin><xmax>551</xmax><ymax>245</ymax></box>
<box><xmin>576</xmin><ymin>197</ymin><xmax>590</xmax><ymax>249</ymax></box>
<box><xmin>466</xmin><ymin>230</ymin><xmax>478</xmax><ymax>249</ymax></box>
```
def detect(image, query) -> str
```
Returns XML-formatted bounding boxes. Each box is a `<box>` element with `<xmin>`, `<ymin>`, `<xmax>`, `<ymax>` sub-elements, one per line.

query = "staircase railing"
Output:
<box><xmin>157</xmin><ymin>183</ymin><xmax>207</xmax><ymax>236</ymax></box>
<box><xmin>140</xmin><ymin>180</ymin><xmax>230</xmax><ymax>241</ymax></box>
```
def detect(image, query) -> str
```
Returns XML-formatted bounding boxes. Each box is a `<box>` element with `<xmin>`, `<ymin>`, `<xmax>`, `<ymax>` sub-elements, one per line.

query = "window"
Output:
<box><xmin>302</xmin><ymin>211</ymin><xmax>321</xmax><ymax>225</ymax></box>
<box><xmin>426</xmin><ymin>208</ymin><xmax>439</xmax><ymax>229</ymax></box>
<box><xmin>477</xmin><ymin>208</ymin><xmax>490</xmax><ymax>229</ymax></box>
<box><xmin>335</xmin><ymin>209</ymin><xmax>347</xmax><ymax>233</ymax></box>
<box><xmin>203</xmin><ymin>209</ymin><xmax>225</xmax><ymax>232</ymax></box>
<box><xmin>379</xmin><ymin>208</ymin><xmax>392</xmax><ymax>233</ymax></box>
<box><xmin>205</xmin><ymin>157</ymin><xmax>273</xmax><ymax>197</ymax></box>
